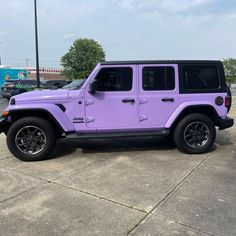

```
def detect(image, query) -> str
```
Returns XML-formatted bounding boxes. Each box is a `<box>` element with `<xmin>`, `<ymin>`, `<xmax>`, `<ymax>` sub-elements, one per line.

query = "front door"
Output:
<box><xmin>85</xmin><ymin>65</ymin><xmax>138</xmax><ymax>130</ymax></box>
<box><xmin>138</xmin><ymin>64</ymin><xmax>179</xmax><ymax>128</ymax></box>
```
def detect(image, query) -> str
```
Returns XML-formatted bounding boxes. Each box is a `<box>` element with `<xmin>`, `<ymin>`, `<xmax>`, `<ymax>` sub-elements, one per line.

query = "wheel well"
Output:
<box><xmin>9</xmin><ymin>109</ymin><xmax>64</xmax><ymax>137</ymax></box>
<box><xmin>170</xmin><ymin>106</ymin><xmax>220</xmax><ymax>132</ymax></box>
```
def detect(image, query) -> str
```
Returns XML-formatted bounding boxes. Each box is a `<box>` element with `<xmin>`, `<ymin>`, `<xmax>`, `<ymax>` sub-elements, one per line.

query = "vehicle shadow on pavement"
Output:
<box><xmin>53</xmin><ymin>136</ymin><xmax>176</xmax><ymax>156</ymax></box>
<box><xmin>48</xmin><ymin>131</ymin><xmax>234</xmax><ymax>160</ymax></box>
<box><xmin>215</xmin><ymin>130</ymin><xmax>234</xmax><ymax>146</ymax></box>
<box><xmin>48</xmin><ymin>144</ymin><xmax>78</xmax><ymax>160</ymax></box>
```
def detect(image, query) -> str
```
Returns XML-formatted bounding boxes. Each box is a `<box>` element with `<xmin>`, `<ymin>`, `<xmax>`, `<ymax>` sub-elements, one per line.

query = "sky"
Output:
<box><xmin>0</xmin><ymin>0</ymin><xmax>236</xmax><ymax>68</ymax></box>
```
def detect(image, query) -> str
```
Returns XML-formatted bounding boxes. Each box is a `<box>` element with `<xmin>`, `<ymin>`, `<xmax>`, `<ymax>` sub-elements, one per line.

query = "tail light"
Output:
<box><xmin>225</xmin><ymin>96</ymin><xmax>231</xmax><ymax>108</ymax></box>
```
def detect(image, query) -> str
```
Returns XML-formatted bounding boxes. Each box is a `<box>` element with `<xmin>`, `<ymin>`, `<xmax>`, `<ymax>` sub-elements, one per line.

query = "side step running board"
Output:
<box><xmin>65</xmin><ymin>129</ymin><xmax>170</xmax><ymax>140</ymax></box>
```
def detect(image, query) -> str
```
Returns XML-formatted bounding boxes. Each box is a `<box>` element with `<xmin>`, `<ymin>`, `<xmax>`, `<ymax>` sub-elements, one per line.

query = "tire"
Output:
<box><xmin>173</xmin><ymin>113</ymin><xmax>216</xmax><ymax>154</ymax></box>
<box><xmin>7</xmin><ymin>117</ymin><xmax>56</xmax><ymax>161</ymax></box>
<box><xmin>226</xmin><ymin>85</ymin><xmax>232</xmax><ymax>112</ymax></box>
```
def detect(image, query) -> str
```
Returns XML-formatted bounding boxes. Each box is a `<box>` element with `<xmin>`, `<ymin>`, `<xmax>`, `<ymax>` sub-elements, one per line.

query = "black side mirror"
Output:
<box><xmin>89</xmin><ymin>80</ymin><xmax>99</xmax><ymax>94</ymax></box>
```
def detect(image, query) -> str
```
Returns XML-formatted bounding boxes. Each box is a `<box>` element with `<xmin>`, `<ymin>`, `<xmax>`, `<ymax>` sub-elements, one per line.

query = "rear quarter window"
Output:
<box><xmin>179</xmin><ymin>64</ymin><xmax>224</xmax><ymax>93</ymax></box>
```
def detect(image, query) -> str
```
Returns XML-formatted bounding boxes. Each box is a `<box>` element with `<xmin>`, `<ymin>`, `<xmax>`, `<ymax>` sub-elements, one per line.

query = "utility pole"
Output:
<box><xmin>34</xmin><ymin>0</ymin><xmax>40</xmax><ymax>88</ymax></box>
<box><xmin>26</xmin><ymin>58</ymin><xmax>29</xmax><ymax>67</ymax></box>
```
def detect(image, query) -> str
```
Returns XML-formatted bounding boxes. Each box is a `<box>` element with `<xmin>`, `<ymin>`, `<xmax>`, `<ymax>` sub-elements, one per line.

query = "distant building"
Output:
<box><xmin>27</xmin><ymin>68</ymin><xmax>66</xmax><ymax>82</ymax></box>
<box><xmin>0</xmin><ymin>65</ymin><xmax>66</xmax><ymax>87</ymax></box>
<box><xmin>0</xmin><ymin>65</ymin><xmax>28</xmax><ymax>87</ymax></box>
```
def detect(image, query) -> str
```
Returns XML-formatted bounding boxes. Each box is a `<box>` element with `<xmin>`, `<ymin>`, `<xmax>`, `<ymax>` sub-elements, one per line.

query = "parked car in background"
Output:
<box><xmin>0</xmin><ymin>79</ymin><xmax>55</xmax><ymax>99</ymax></box>
<box><xmin>62</xmin><ymin>79</ymin><xmax>85</xmax><ymax>90</ymax></box>
<box><xmin>231</xmin><ymin>84</ymin><xmax>236</xmax><ymax>89</ymax></box>
<box><xmin>44</xmin><ymin>80</ymin><xmax>68</xmax><ymax>89</ymax></box>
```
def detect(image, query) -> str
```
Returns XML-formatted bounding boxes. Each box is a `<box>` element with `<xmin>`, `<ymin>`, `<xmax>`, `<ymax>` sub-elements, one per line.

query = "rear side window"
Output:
<box><xmin>182</xmin><ymin>65</ymin><xmax>220</xmax><ymax>90</ymax></box>
<box><xmin>19</xmin><ymin>80</ymin><xmax>37</xmax><ymax>86</ymax></box>
<box><xmin>95</xmin><ymin>67</ymin><xmax>133</xmax><ymax>92</ymax></box>
<box><xmin>142</xmin><ymin>66</ymin><xmax>175</xmax><ymax>91</ymax></box>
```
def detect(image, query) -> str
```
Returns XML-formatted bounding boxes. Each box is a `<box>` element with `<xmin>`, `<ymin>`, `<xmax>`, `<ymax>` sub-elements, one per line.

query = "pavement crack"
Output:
<box><xmin>50</xmin><ymin>162</ymin><xmax>94</xmax><ymax>182</ymax></box>
<box><xmin>156</xmin><ymin>214</ymin><xmax>216</xmax><ymax>236</ymax></box>
<box><xmin>11</xmin><ymin>169</ymin><xmax>51</xmax><ymax>183</ymax></box>
<box><xmin>52</xmin><ymin>181</ymin><xmax>147</xmax><ymax>214</ymax></box>
<box><xmin>127</xmin><ymin>152</ymin><xmax>213</xmax><ymax>235</ymax></box>
<box><xmin>0</xmin><ymin>185</ymin><xmax>40</xmax><ymax>204</ymax></box>
<box><xmin>0</xmin><ymin>156</ymin><xmax>13</xmax><ymax>163</ymax></box>
<box><xmin>153</xmin><ymin>152</ymin><xmax>213</xmax><ymax>210</ymax></box>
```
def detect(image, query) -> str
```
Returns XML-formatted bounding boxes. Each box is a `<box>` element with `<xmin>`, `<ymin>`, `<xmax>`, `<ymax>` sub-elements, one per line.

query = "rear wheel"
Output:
<box><xmin>173</xmin><ymin>113</ymin><xmax>216</xmax><ymax>154</ymax></box>
<box><xmin>7</xmin><ymin>117</ymin><xmax>56</xmax><ymax>161</ymax></box>
<box><xmin>226</xmin><ymin>85</ymin><xmax>232</xmax><ymax>112</ymax></box>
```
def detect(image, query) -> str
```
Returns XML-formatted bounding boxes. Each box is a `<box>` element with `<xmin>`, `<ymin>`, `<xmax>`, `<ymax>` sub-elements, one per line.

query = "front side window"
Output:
<box><xmin>182</xmin><ymin>65</ymin><xmax>220</xmax><ymax>90</ymax></box>
<box><xmin>95</xmin><ymin>67</ymin><xmax>133</xmax><ymax>92</ymax></box>
<box><xmin>142</xmin><ymin>66</ymin><xmax>175</xmax><ymax>91</ymax></box>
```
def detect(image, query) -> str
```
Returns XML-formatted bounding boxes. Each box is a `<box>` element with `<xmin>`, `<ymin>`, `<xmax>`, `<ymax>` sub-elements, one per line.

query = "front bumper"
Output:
<box><xmin>218</xmin><ymin>117</ymin><xmax>234</xmax><ymax>130</ymax></box>
<box><xmin>0</xmin><ymin>117</ymin><xmax>9</xmax><ymax>134</ymax></box>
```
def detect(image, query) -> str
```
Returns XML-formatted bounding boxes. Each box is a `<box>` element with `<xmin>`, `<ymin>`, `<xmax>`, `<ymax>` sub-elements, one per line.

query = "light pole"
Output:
<box><xmin>34</xmin><ymin>0</ymin><xmax>40</xmax><ymax>87</ymax></box>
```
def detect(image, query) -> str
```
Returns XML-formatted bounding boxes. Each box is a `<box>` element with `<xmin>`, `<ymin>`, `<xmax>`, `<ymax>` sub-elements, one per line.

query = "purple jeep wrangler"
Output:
<box><xmin>0</xmin><ymin>60</ymin><xmax>234</xmax><ymax>161</ymax></box>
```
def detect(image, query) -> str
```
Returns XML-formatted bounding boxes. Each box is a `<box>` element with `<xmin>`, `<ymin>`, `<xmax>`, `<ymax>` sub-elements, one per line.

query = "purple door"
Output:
<box><xmin>138</xmin><ymin>64</ymin><xmax>180</xmax><ymax>128</ymax></box>
<box><xmin>85</xmin><ymin>65</ymin><xmax>138</xmax><ymax>130</ymax></box>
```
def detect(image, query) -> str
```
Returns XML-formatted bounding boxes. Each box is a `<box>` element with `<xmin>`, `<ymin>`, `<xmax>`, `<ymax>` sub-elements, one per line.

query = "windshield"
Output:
<box><xmin>62</xmin><ymin>79</ymin><xmax>85</xmax><ymax>90</ymax></box>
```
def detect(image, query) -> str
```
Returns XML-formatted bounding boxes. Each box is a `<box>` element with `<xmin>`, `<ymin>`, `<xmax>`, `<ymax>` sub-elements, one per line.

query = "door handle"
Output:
<box><xmin>161</xmin><ymin>97</ymin><xmax>174</xmax><ymax>102</ymax></box>
<box><xmin>122</xmin><ymin>98</ymin><xmax>135</xmax><ymax>104</ymax></box>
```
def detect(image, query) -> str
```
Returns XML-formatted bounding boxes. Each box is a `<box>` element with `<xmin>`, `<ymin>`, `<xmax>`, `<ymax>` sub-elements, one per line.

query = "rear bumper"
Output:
<box><xmin>218</xmin><ymin>117</ymin><xmax>234</xmax><ymax>130</ymax></box>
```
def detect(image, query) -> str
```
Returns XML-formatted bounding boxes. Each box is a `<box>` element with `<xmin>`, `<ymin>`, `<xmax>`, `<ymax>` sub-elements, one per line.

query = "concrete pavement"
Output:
<box><xmin>0</xmin><ymin>100</ymin><xmax>235</xmax><ymax>236</ymax></box>
<box><xmin>0</xmin><ymin>97</ymin><xmax>8</xmax><ymax>113</ymax></box>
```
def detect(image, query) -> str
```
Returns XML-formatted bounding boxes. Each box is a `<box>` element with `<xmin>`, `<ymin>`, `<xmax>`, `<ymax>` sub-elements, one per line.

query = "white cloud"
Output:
<box><xmin>62</xmin><ymin>33</ymin><xmax>76</xmax><ymax>40</ymax></box>
<box><xmin>112</xmin><ymin>0</ymin><xmax>216</xmax><ymax>15</ymax></box>
<box><xmin>0</xmin><ymin>31</ymin><xmax>8</xmax><ymax>38</ymax></box>
<box><xmin>0</xmin><ymin>0</ymin><xmax>235</xmax><ymax>67</ymax></box>
<box><xmin>160</xmin><ymin>0</ymin><xmax>215</xmax><ymax>13</ymax></box>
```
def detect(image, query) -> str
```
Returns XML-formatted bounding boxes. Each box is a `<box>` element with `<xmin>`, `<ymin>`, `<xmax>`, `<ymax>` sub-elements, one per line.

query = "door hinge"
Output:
<box><xmin>140</xmin><ymin>115</ymin><xmax>148</xmax><ymax>121</ymax></box>
<box><xmin>140</xmin><ymin>98</ymin><xmax>148</xmax><ymax>104</ymax></box>
<box><xmin>86</xmin><ymin>100</ymin><xmax>94</xmax><ymax>106</ymax></box>
<box><xmin>86</xmin><ymin>117</ymin><xmax>95</xmax><ymax>123</ymax></box>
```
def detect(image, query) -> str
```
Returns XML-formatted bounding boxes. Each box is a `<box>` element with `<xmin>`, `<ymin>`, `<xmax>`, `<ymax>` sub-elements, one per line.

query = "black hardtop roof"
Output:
<box><xmin>101</xmin><ymin>60</ymin><xmax>222</xmax><ymax>65</ymax></box>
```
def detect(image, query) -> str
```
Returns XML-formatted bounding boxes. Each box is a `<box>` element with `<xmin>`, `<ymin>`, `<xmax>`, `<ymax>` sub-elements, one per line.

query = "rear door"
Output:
<box><xmin>138</xmin><ymin>64</ymin><xmax>179</xmax><ymax>128</ymax></box>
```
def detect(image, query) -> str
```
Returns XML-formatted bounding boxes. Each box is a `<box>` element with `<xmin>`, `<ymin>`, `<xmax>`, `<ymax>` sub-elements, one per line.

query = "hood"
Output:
<box><xmin>12</xmin><ymin>89</ymin><xmax>69</xmax><ymax>103</ymax></box>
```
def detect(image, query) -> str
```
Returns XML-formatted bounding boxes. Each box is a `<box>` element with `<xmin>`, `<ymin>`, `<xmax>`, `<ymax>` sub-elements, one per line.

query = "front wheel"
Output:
<box><xmin>7</xmin><ymin>117</ymin><xmax>56</xmax><ymax>161</ymax></box>
<box><xmin>173</xmin><ymin>113</ymin><xmax>216</xmax><ymax>154</ymax></box>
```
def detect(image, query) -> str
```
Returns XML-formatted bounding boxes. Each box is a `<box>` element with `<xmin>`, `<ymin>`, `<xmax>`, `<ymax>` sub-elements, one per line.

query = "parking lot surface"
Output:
<box><xmin>0</xmin><ymin>97</ymin><xmax>8</xmax><ymax>113</ymax></box>
<box><xmin>0</xmin><ymin>98</ymin><xmax>235</xmax><ymax>236</ymax></box>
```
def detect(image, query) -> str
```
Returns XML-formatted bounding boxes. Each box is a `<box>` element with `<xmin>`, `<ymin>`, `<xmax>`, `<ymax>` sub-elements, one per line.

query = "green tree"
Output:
<box><xmin>61</xmin><ymin>38</ymin><xmax>105</xmax><ymax>80</ymax></box>
<box><xmin>223</xmin><ymin>58</ymin><xmax>236</xmax><ymax>85</ymax></box>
